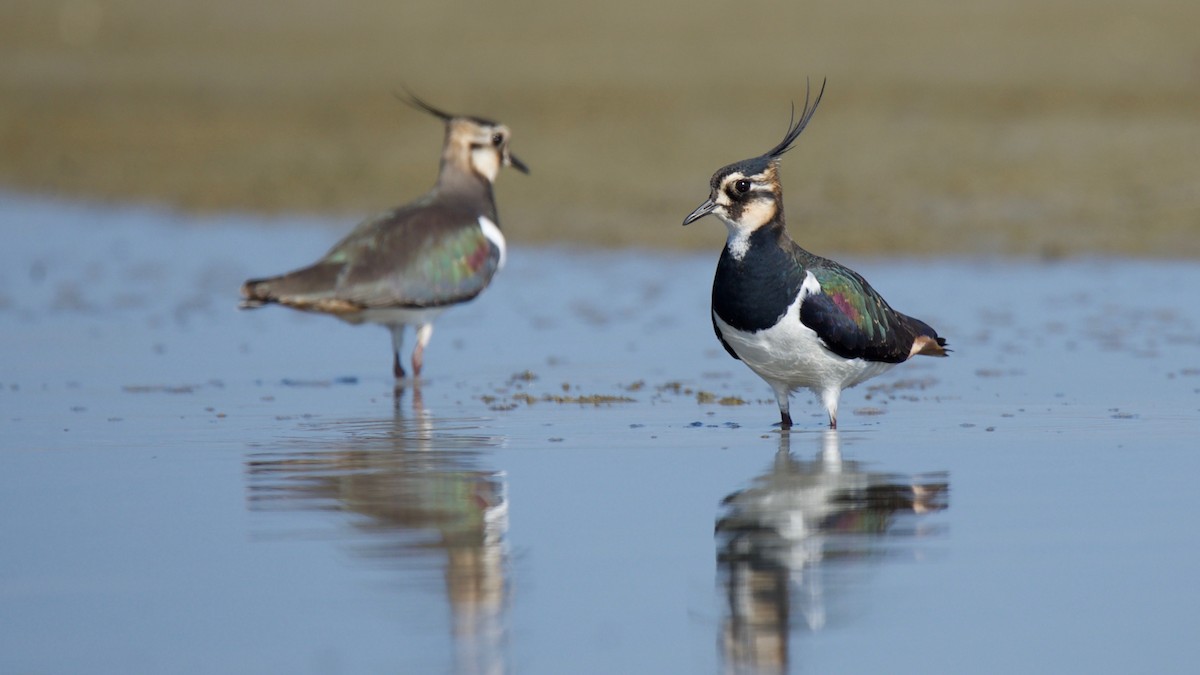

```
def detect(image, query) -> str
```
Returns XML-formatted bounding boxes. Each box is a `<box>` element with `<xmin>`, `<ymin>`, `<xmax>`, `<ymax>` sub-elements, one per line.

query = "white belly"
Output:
<box><xmin>713</xmin><ymin>297</ymin><xmax>894</xmax><ymax>395</ymax></box>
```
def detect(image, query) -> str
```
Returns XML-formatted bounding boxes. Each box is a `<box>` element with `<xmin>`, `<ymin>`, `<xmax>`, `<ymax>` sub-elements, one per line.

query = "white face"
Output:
<box><xmin>694</xmin><ymin>167</ymin><xmax>781</xmax><ymax>260</ymax></box>
<box><xmin>470</xmin><ymin>143</ymin><xmax>502</xmax><ymax>182</ymax></box>
<box><xmin>713</xmin><ymin>170</ymin><xmax>779</xmax><ymax>232</ymax></box>
<box><xmin>445</xmin><ymin>118</ymin><xmax>520</xmax><ymax>183</ymax></box>
<box><xmin>466</xmin><ymin>123</ymin><xmax>512</xmax><ymax>182</ymax></box>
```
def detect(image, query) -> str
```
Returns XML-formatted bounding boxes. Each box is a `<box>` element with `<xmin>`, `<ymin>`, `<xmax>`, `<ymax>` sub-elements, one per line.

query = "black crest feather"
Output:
<box><xmin>394</xmin><ymin>88</ymin><xmax>454</xmax><ymax>122</ymax></box>
<box><xmin>763</xmin><ymin>78</ymin><xmax>827</xmax><ymax>159</ymax></box>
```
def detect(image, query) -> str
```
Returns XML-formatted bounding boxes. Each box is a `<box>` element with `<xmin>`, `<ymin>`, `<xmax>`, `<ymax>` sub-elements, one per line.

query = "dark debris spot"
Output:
<box><xmin>123</xmin><ymin>384</ymin><xmax>196</xmax><ymax>394</ymax></box>
<box><xmin>279</xmin><ymin>377</ymin><xmax>357</xmax><ymax>388</ymax></box>
<box><xmin>853</xmin><ymin>406</ymin><xmax>886</xmax><ymax>417</ymax></box>
<box><xmin>542</xmin><ymin>394</ymin><xmax>636</xmax><ymax>405</ymax></box>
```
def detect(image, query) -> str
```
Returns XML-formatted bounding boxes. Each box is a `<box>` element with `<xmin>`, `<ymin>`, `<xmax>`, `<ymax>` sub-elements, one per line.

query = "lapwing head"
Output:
<box><xmin>399</xmin><ymin>90</ymin><xmax>529</xmax><ymax>185</ymax></box>
<box><xmin>682</xmin><ymin>79</ymin><xmax>825</xmax><ymax>239</ymax></box>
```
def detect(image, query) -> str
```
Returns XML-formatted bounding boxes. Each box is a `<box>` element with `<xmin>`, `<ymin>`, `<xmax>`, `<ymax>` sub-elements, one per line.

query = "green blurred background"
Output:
<box><xmin>2</xmin><ymin>0</ymin><xmax>1197</xmax><ymax>255</ymax></box>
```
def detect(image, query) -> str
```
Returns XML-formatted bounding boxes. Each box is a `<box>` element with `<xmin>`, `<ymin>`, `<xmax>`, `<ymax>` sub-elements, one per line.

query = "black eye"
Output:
<box><xmin>734</xmin><ymin>179</ymin><xmax>751</xmax><ymax>193</ymax></box>
<box><xmin>492</xmin><ymin>133</ymin><xmax>504</xmax><ymax>147</ymax></box>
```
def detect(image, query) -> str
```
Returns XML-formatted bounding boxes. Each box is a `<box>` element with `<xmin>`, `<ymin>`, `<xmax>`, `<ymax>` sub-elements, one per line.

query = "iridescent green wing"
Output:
<box><xmin>330</xmin><ymin>203</ymin><xmax>501</xmax><ymax>309</ymax></box>
<box><xmin>800</xmin><ymin>263</ymin><xmax>912</xmax><ymax>363</ymax></box>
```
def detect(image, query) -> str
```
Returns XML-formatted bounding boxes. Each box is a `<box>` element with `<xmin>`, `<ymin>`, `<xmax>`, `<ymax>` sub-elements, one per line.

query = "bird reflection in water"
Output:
<box><xmin>716</xmin><ymin>430</ymin><xmax>948</xmax><ymax>673</ymax></box>
<box><xmin>246</xmin><ymin>386</ymin><xmax>509</xmax><ymax>674</ymax></box>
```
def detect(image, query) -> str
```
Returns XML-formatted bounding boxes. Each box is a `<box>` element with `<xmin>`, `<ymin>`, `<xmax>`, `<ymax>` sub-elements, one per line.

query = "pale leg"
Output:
<box><xmin>821</xmin><ymin>387</ymin><xmax>841</xmax><ymax>429</ymax></box>
<box><xmin>771</xmin><ymin>382</ymin><xmax>793</xmax><ymax>429</ymax></box>
<box><xmin>390</xmin><ymin>325</ymin><xmax>406</xmax><ymax>380</ymax></box>
<box><xmin>411</xmin><ymin>323</ymin><xmax>435</xmax><ymax>379</ymax></box>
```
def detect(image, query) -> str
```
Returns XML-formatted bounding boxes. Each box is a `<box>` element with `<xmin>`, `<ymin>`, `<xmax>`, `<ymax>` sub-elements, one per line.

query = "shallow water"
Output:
<box><xmin>2</xmin><ymin>195</ymin><xmax>1199</xmax><ymax>674</ymax></box>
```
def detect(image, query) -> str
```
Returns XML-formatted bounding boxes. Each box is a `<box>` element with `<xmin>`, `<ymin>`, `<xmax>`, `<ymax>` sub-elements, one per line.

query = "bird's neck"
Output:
<box><xmin>434</xmin><ymin>160</ymin><xmax>496</xmax><ymax>209</ymax></box>
<box><xmin>725</xmin><ymin>219</ymin><xmax>788</xmax><ymax>262</ymax></box>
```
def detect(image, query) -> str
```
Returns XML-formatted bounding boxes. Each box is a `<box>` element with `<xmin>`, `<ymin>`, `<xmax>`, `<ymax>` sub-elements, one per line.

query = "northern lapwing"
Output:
<box><xmin>240</xmin><ymin>93</ymin><xmax>527</xmax><ymax>383</ymax></box>
<box><xmin>682</xmin><ymin>80</ymin><xmax>948</xmax><ymax>429</ymax></box>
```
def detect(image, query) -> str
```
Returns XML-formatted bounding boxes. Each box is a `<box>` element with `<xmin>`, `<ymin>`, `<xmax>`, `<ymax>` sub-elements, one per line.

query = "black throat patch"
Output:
<box><xmin>711</xmin><ymin>225</ymin><xmax>807</xmax><ymax>333</ymax></box>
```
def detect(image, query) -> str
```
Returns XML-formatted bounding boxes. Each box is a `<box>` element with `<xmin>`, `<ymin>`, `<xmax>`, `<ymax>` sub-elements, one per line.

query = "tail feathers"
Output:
<box><xmin>911</xmin><ymin>334</ymin><xmax>949</xmax><ymax>358</ymax></box>
<box><xmin>238</xmin><ymin>273</ymin><xmax>362</xmax><ymax>315</ymax></box>
<box><xmin>905</xmin><ymin>316</ymin><xmax>950</xmax><ymax>358</ymax></box>
<box><xmin>239</xmin><ymin>278</ymin><xmax>277</xmax><ymax>310</ymax></box>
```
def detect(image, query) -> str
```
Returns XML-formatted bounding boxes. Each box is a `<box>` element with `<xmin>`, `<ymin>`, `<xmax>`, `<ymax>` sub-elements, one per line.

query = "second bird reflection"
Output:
<box><xmin>246</xmin><ymin>387</ymin><xmax>509</xmax><ymax>674</ymax></box>
<box><xmin>716</xmin><ymin>431</ymin><xmax>949</xmax><ymax>672</ymax></box>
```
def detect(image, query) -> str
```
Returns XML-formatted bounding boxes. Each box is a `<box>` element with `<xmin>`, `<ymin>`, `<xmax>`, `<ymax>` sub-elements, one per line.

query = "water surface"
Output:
<box><xmin>2</xmin><ymin>196</ymin><xmax>1198</xmax><ymax>673</ymax></box>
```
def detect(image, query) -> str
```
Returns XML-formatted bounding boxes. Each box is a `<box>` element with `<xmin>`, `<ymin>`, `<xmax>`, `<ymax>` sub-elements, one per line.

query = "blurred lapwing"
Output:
<box><xmin>241</xmin><ymin>93</ymin><xmax>527</xmax><ymax>383</ymax></box>
<box><xmin>682</xmin><ymin>80</ymin><xmax>948</xmax><ymax>429</ymax></box>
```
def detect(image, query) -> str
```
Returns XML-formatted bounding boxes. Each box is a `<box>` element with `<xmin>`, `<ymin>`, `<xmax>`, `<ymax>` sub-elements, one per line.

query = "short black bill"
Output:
<box><xmin>507</xmin><ymin>152</ymin><xmax>530</xmax><ymax>174</ymax></box>
<box><xmin>682</xmin><ymin>197</ymin><xmax>716</xmax><ymax>226</ymax></box>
